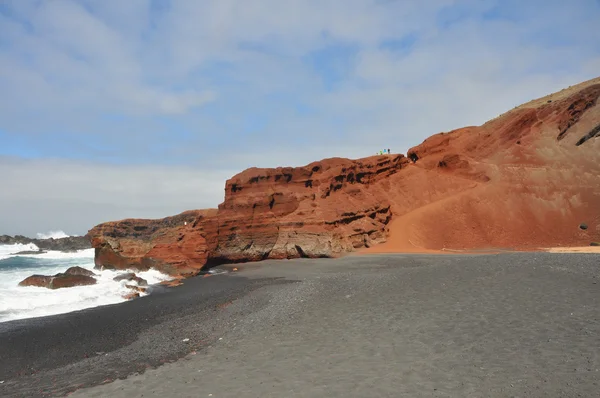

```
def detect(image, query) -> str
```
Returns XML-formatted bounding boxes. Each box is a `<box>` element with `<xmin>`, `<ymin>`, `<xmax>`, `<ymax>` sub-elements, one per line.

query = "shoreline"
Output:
<box><xmin>77</xmin><ymin>253</ymin><xmax>600</xmax><ymax>397</ymax></box>
<box><xmin>0</xmin><ymin>268</ymin><xmax>291</xmax><ymax>397</ymax></box>
<box><xmin>2</xmin><ymin>253</ymin><xmax>600</xmax><ymax>397</ymax></box>
<box><xmin>3</xmin><ymin>245</ymin><xmax>598</xmax><ymax>323</ymax></box>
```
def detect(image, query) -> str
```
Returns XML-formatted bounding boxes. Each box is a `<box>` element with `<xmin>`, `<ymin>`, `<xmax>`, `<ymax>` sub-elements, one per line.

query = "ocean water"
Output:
<box><xmin>0</xmin><ymin>233</ymin><xmax>170</xmax><ymax>323</ymax></box>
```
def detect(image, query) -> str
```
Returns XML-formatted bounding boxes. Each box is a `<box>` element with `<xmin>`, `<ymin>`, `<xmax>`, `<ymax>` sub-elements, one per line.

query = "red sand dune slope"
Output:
<box><xmin>88</xmin><ymin>77</ymin><xmax>600</xmax><ymax>275</ymax></box>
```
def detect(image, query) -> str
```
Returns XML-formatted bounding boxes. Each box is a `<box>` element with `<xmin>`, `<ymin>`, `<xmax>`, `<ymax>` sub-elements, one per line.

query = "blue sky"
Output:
<box><xmin>0</xmin><ymin>0</ymin><xmax>599</xmax><ymax>236</ymax></box>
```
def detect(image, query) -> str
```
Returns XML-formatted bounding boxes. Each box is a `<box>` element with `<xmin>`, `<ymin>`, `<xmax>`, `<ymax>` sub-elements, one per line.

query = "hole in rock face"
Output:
<box><xmin>579</xmin><ymin>223</ymin><xmax>588</xmax><ymax>230</ymax></box>
<box><xmin>269</xmin><ymin>196</ymin><xmax>275</xmax><ymax>209</ymax></box>
<box><xmin>305</xmin><ymin>180</ymin><xmax>313</xmax><ymax>188</ymax></box>
<box><xmin>355</xmin><ymin>172</ymin><xmax>369</xmax><ymax>183</ymax></box>
<box><xmin>408</xmin><ymin>152</ymin><xmax>419</xmax><ymax>163</ymax></box>
<box><xmin>312</xmin><ymin>166</ymin><xmax>320</xmax><ymax>173</ymax></box>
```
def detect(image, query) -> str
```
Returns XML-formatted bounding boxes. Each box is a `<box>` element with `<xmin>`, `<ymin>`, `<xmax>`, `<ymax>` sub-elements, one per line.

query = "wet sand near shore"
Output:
<box><xmin>2</xmin><ymin>253</ymin><xmax>600</xmax><ymax>397</ymax></box>
<box><xmin>546</xmin><ymin>246</ymin><xmax>600</xmax><ymax>253</ymax></box>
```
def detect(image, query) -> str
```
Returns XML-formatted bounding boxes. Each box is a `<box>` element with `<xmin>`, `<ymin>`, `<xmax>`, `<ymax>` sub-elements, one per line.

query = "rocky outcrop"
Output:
<box><xmin>88</xmin><ymin>77</ymin><xmax>600</xmax><ymax>275</ymax></box>
<box><xmin>210</xmin><ymin>155</ymin><xmax>403</xmax><ymax>263</ymax></box>
<box><xmin>89</xmin><ymin>210</ymin><xmax>216</xmax><ymax>276</ymax></box>
<box><xmin>19</xmin><ymin>272</ymin><xmax>97</xmax><ymax>289</ymax></box>
<box><xmin>0</xmin><ymin>235</ymin><xmax>91</xmax><ymax>251</ymax></box>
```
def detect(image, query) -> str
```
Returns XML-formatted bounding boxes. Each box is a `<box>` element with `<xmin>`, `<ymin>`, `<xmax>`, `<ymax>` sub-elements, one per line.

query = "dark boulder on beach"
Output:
<box><xmin>113</xmin><ymin>272</ymin><xmax>148</xmax><ymax>286</ymax></box>
<box><xmin>18</xmin><ymin>273</ymin><xmax>97</xmax><ymax>289</ymax></box>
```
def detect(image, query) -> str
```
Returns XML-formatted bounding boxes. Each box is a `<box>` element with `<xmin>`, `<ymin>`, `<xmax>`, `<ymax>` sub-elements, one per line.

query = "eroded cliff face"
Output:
<box><xmin>88</xmin><ymin>157</ymin><xmax>409</xmax><ymax>275</ymax></box>
<box><xmin>209</xmin><ymin>155</ymin><xmax>408</xmax><ymax>262</ymax></box>
<box><xmin>88</xmin><ymin>77</ymin><xmax>600</xmax><ymax>276</ymax></box>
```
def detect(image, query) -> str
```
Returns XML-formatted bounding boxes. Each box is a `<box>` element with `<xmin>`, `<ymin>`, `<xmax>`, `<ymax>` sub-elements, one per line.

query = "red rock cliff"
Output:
<box><xmin>88</xmin><ymin>77</ymin><xmax>600</xmax><ymax>275</ymax></box>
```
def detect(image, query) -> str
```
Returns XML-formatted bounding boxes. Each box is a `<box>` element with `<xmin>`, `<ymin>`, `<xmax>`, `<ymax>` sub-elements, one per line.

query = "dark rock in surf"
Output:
<box><xmin>18</xmin><ymin>274</ymin><xmax>97</xmax><ymax>289</ymax></box>
<box><xmin>63</xmin><ymin>266</ymin><xmax>97</xmax><ymax>277</ymax></box>
<box><xmin>13</xmin><ymin>250</ymin><xmax>47</xmax><ymax>255</ymax></box>
<box><xmin>113</xmin><ymin>273</ymin><xmax>148</xmax><ymax>286</ymax></box>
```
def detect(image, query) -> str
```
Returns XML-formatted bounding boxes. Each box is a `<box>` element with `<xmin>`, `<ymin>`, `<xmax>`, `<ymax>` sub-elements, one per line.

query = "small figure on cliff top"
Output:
<box><xmin>388</xmin><ymin>148</ymin><xmax>391</xmax><ymax>154</ymax></box>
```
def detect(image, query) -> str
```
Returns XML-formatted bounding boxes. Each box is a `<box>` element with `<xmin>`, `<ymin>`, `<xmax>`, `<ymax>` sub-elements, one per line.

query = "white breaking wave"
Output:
<box><xmin>36</xmin><ymin>230</ymin><xmax>71</xmax><ymax>239</ymax></box>
<box><xmin>0</xmin><ymin>245</ymin><xmax>171</xmax><ymax>322</ymax></box>
<box><xmin>0</xmin><ymin>243</ymin><xmax>40</xmax><ymax>260</ymax></box>
<box><xmin>0</xmin><ymin>244</ymin><xmax>94</xmax><ymax>261</ymax></box>
<box><xmin>16</xmin><ymin>248</ymin><xmax>96</xmax><ymax>260</ymax></box>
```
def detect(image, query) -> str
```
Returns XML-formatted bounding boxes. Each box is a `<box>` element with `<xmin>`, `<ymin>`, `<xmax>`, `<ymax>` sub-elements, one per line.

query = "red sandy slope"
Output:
<box><xmin>88</xmin><ymin>77</ymin><xmax>600</xmax><ymax>275</ymax></box>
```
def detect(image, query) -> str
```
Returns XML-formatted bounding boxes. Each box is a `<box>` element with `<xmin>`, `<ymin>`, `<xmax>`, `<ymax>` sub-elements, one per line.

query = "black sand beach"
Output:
<box><xmin>2</xmin><ymin>253</ymin><xmax>600</xmax><ymax>397</ymax></box>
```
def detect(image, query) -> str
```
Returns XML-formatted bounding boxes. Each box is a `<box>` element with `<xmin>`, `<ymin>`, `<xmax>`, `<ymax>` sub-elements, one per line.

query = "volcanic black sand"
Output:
<box><xmin>1</xmin><ymin>253</ymin><xmax>600</xmax><ymax>397</ymax></box>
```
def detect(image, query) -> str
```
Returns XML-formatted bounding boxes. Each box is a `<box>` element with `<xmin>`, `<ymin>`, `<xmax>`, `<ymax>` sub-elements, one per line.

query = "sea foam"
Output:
<box><xmin>0</xmin><ymin>243</ymin><xmax>40</xmax><ymax>261</ymax></box>
<box><xmin>36</xmin><ymin>230</ymin><xmax>71</xmax><ymax>239</ymax></box>
<box><xmin>0</xmin><ymin>243</ymin><xmax>170</xmax><ymax>323</ymax></box>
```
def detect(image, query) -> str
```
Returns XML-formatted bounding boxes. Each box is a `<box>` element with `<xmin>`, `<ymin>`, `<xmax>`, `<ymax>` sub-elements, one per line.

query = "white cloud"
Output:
<box><xmin>0</xmin><ymin>156</ymin><xmax>235</xmax><ymax>236</ymax></box>
<box><xmin>0</xmin><ymin>0</ymin><xmax>214</xmax><ymax>118</ymax></box>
